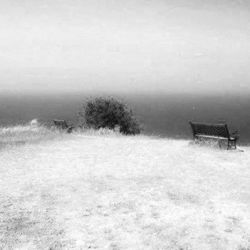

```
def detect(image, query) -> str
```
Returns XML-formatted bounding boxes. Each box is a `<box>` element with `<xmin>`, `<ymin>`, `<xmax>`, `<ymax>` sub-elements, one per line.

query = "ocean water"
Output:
<box><xmin>0</xmin><ymin>92</ymin><xmax>250</xmax><ymax>144</ymax></box>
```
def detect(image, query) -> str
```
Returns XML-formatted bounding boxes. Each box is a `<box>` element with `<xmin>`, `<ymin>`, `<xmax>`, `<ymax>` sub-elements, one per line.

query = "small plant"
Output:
<box><xmin>79</xmin><ymin>97</ymin><xmax>140</xmax><ymax>135</ymax></box>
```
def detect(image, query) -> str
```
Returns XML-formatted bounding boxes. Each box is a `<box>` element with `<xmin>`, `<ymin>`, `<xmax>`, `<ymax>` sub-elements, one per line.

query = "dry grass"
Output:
<box><xmin>0</xmin><ymin>124</ymin><xmax>59</xmax><ymax>147</ymax></box>
<box><xmin>0</xmin><ymin>126</ymin><xmax>249</xmax><ymax>249</ymax></box>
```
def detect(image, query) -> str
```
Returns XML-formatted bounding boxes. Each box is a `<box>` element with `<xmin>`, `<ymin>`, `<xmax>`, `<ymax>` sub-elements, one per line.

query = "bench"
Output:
<box><xmin>53</xmin><ymin>120</ymin><xmax>73</xmax><ymax>133</ymax></box>
<box><xmin>189</xmin><ymin>122</ymin><xmax>239</xmax><ymax>149</ymax></box>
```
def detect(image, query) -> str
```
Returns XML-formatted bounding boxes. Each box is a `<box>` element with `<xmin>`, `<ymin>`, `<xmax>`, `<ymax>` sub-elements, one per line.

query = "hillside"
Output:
<box><xmin>0</xmin><ymin>127</ymin><xmax>249</xmax><ymax>250</ymax></box>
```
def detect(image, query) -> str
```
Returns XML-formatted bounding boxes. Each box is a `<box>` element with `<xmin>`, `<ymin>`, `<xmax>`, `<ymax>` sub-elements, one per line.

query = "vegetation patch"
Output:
<box><xmin>79</xmin><ymin>97</ymin><xmax>141</xmax><ymax>135</ymax></box>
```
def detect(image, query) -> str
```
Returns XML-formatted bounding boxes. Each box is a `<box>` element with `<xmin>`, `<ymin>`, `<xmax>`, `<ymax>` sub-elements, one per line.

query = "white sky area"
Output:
<box><xmin>0</xmin><ymin>0</ymin><xmax>250</xmax><ymax>94</ymax></box>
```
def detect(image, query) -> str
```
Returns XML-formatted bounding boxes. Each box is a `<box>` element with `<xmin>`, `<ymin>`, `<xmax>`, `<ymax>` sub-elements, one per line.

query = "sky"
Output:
<box><xmin>0</xmin><ymin>0</ymin><xmax>250</xmax><ymax>95</ymax></box>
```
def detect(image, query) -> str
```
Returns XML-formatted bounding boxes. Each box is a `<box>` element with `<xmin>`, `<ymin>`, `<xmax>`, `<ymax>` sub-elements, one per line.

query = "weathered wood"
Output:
<box><xmin>189</xmin><ymin>122</ymin><xmax>238</xmax><ymax>149</ymax></box>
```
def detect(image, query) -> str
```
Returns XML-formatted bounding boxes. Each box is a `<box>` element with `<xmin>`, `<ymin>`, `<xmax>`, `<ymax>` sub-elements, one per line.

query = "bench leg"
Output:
<box><xmin>194</xmin><ymin>137</ymin><xmax>199</xmax><ymax>144</ymax></box>
<box><xmin>227</xmin><ymin>140</ymin><xmax>237</xmax><ymax>150</ymax></box>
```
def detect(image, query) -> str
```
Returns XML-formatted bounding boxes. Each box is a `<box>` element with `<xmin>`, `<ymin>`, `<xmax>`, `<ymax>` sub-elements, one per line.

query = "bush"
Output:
<box><xmin>79</xmin><ymin>97</ymin><xmax>140</xmax><ymax>135</ymax></box>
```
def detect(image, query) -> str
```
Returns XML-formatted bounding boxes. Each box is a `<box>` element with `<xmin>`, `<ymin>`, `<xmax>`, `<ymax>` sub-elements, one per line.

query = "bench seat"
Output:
<box><xmin>195</xmin><ymin>134</ymin><xmax>237</xmax><ymax>140</ymax></box>
<box><xmin>190</xmin><ymin>122</ymin><xmax>238</xmax><ymax>149</ymax></box>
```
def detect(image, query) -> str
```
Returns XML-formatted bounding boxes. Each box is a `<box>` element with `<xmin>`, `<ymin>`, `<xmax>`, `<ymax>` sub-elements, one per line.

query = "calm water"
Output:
<box><xmin>0</xmin><ymin>93</ymin><xmax>250</xmax><ymax>144</ymax></box>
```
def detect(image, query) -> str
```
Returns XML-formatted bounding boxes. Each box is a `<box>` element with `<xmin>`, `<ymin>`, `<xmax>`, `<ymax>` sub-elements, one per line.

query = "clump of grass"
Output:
<box><xmin>73</xmin><ymin>126</ymin><xmax>123</xmax><ymax>137</ymax></box>
<box><xmin>0</xmin><ymin>119</ymin><xmax>140</xmax><ymax>150</ymax></box>
<box><xmin>0</xmin><ymin>121</ymin><xmax>62</xmax><ymax>147</ymax></box>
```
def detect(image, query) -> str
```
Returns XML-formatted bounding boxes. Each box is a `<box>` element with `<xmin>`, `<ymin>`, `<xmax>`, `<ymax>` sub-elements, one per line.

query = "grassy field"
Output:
<box><xmin>0</xmin><ymin>125</ymin><xmax>250</xmax><ymax>249</ymax></box>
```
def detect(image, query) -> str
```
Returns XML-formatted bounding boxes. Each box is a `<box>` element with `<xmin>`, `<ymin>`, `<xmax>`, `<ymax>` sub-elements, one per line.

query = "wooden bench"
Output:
<box><xmin>189</xmin><ymin>122</ymin><xmax>239</xmax><ymax>149</ymax></box>
<box><xmin>53</xmin><ymin>120</ymin><xmax>73</xmax><ymax>133</ymax></box>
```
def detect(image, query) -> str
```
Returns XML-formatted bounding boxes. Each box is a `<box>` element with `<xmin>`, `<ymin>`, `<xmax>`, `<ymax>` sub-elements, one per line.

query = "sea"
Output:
<box><xmin>0</xmin><ymin>92</ymin><xmax>250</xmax><ymax>144</ymax></box>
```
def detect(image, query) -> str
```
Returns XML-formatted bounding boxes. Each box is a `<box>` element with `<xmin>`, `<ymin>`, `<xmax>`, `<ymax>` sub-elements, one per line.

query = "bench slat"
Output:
<box><xmin>53</xmin><ymin>120</ymin><xmax>69</xmax><ymax>129</ymax></box>
<box><xmin>195</xmin><ymin>134</ymin><xmax>229</xmax><ymax>140</ymax></box>
<box><xmin>190</xmin><ymin>122</ymin><xmax>229</xmax><ymax>138</ymax></box>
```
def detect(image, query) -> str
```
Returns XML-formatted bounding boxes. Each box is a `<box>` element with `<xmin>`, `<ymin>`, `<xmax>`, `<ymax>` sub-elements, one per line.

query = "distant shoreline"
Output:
<box><xmin>0</xmin><ymin>92</ymin><xmax>249</xmax><ymax>144</ymax></box>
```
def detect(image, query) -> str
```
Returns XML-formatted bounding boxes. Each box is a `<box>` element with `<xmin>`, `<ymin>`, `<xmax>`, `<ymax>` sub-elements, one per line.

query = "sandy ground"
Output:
<box><xmin>0</xmin><ymin>133</ymin><xmax>250</xmax><ymax>249</ymax></box>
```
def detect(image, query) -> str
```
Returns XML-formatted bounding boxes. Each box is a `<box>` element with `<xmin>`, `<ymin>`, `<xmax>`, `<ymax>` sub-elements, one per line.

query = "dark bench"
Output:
<box><xmin>189</xmin><ymin>122</ymin><xmax>239</xmax><ymax>149</ymax></box>
<box><xmin>53</xmin><ymin>120</ymin><xmax>73</xmax><ymax>133</ymax></box>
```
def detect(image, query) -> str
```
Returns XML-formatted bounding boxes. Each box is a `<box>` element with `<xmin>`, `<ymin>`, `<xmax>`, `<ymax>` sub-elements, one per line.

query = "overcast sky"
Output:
<box><xmin>0</xmin><ymin>0</ymin><xmax>250</xmax><ymax>95</ymax></box>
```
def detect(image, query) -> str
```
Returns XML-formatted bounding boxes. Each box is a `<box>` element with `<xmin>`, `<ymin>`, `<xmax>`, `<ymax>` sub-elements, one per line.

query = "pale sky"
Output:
<box><xmin>0</xmin><ymin>0</ymin><xmax>250</xmax><ymax>94</ymax></box>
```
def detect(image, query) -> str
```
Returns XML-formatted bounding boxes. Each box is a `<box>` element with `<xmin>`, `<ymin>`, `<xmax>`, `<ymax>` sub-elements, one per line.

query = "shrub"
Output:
<box><xmin>79</xmin><ymin>97</ymin><xmax>140</xmax><ymax>135</ymax></box>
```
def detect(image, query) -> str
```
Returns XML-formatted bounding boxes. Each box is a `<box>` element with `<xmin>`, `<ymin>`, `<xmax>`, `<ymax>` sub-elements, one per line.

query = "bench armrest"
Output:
<box><xmin>231</xmin><ymin>130</ymin><xmax>238</xmax><ymax>135</ymax></box>
<box><xmin>230</xmin><ymin>130</ymin><xmax>239</xmax><ymax>140</ymax></box>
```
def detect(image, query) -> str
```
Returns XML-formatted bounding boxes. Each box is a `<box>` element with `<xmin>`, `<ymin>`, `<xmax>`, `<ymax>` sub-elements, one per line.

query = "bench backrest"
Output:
<box><xmin>53</xmin><ymin>120</ymin><xmax>69</xmax><ymax>129</ymax></box>
<box><xmin>189</xmin><ymin>122</ymin><xmax>230</xmax><ymax>138</ymax></box>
